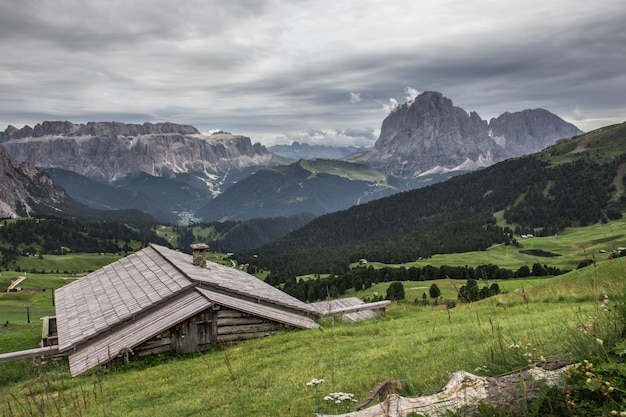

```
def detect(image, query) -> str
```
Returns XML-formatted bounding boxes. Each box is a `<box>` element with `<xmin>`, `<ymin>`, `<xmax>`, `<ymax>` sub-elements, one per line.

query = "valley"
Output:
<box><xmin>0</xmin><ymin>95</ymin><xmax>625</xmax><ymax>416</ymax></box>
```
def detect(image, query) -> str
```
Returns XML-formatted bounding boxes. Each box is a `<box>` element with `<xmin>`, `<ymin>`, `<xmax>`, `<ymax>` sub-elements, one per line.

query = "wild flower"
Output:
<box><xmin>306</xmin><ymin>378</ymin><xmax>325</xmax><ymax>387</ymax></box>
<box><xmin>324</xmin><ymin>391</ymin><xmax>358</xmax><ymax>404</ymax></box>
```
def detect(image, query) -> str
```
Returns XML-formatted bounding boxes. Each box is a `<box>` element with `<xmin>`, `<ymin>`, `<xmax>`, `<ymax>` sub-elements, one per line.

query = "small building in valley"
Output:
<box><xmin>48</xmin><ymin>243</ymin><xmax>388</xmax><ymax>376</ymax></box>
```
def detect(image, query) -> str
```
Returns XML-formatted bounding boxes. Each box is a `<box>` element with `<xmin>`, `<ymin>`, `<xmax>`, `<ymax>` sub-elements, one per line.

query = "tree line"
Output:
<box><xmin>272</xmin><ymin>262</ymin><xmax>565</xmax><ymax>303</ymax></box>
<box><xmin>0</xmin><ymin>216</ymin><xmax>168</xmax><ymax>269</ymax></box>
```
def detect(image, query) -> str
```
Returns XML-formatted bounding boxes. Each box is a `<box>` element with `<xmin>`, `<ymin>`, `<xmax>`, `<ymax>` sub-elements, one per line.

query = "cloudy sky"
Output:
<box><xmin>1</xmin><ymin>0</ymin><xmax>624</xmax><ymax>146</ymax></box>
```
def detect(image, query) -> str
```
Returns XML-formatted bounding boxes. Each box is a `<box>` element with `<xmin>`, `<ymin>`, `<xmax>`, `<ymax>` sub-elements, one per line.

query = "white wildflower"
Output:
<box><xmin>306</xmin><ymin>378</ymin><xmax>325</xmax><ymax>386</ymax></box>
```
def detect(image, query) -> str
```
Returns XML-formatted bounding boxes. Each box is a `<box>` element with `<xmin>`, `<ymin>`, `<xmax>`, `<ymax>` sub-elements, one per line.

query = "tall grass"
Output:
<box><xmin>1</xmin><ymin>258</ymin><xmax>625</xmax><ymax>416</ymax></box>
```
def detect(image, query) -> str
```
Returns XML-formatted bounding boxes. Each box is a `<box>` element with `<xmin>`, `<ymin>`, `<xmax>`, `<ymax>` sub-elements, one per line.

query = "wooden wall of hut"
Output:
<box><xmin>135</xmin><ymin>309</ymin><xmax>214</xmax><ymax>356</ymax></box>
<box><xmin>134</xmin><ymin>306</ymin><xmax>289</xmax><ymax>357</ymax></box>
<box><xmin>214</xmin><ymin>307</ymin><xmax>287</xmax><ymax>344</ymax></box>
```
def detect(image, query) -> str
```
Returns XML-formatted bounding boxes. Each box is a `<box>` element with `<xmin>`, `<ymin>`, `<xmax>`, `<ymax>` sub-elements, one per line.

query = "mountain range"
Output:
<box><xmin>267</xmin><ymin>141</ymin><xmax>367</xmax><ymax>160</ymax></box>
<box><xmin>239</xmin><ymin>122</ymin><xmax>626</xmax><ymax>276</ymax></box>
<box><xmin>0</xmin><ymin>91</ymin><xmax>583</xmax><ymax>223</ymax></box>
<box><xmin>194</xmin><ymin>92</ymin><xmax>583</xmax><ymax>220</ymax></box>
<box><xmin>0</xmin><ymin>121</ymin><xmax>282</xmax><ymax>222</ymax></box>
<box><xmin>348</xmin><ymin>91</ymin><xmax>582</xmax><ymax>177</ymax></box>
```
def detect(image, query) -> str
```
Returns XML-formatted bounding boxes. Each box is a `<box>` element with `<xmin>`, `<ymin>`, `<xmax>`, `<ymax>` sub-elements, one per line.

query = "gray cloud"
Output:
<box><xmin>1</xmin><ymin>0</ymin><xmax>624</xmax><ymax>145</ymax></box>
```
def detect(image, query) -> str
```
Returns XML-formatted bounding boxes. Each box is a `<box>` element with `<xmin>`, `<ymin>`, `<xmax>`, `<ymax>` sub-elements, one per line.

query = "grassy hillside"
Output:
<box><xmin>299</xmin><ymin>158</ymin><xmax>390</xmax><ymax>184</ymax></box>
<box><xmin>362</xmin><ymin>216</ymin><xmax>626</xmax><ymax>272</ymax></box>
<box><xmin>2</xmin><ymin>259</ymin><xmax>626</xmax><ymax>416</ymax></box>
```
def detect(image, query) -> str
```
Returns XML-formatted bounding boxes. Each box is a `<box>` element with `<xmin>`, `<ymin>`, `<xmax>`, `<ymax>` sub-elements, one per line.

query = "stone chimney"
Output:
<box><xmin>190</xmin><ymin>243</ymin><xmax>209</xmax><ymax>268</ymax></box>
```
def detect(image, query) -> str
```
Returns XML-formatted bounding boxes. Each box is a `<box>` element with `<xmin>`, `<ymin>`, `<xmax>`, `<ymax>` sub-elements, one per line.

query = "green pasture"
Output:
<box><xmin>153</xmin><ymin>225</ymin><xmax>178</xmax><ymax>246</ymax></box>
<box><xmin>342</xmin><ymin>276</ymin><xmax>553</xmax><ymax>302</ymax></box>
<box><xmin>13</xmin><ymin>252</ymin><xmax>121</xmax><ymax>274</ymax></box>
<box><xmin>362</xmin><ymin>217</ymin><xmax>626</xmax><ymax>272</ymax></box>
<box><xmin>0</xmin><ymin>271</ymin><xmax>70</xmax><ymax>327</ymax></box>
<box><xmin>1</xmin><ymin>259</ymin><xmax>626</xmax><ymax>416</ymax></box>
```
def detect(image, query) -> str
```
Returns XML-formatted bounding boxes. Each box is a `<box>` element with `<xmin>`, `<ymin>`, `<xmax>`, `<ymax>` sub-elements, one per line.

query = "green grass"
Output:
<box><xmin>300</xmin><ymin>159</ymin><xmax>391</xmax><ymax>184</ymax></box>
<box><xmin>360</xmin><ymin>217</ymin><xmax>626</xmax><ymax>271</ymax></box>
<box><xmin>538</xmin><ymin>123</ymin><xmax>626</xmax><ymax>166</ymax></box>
<box><xmin>1</xmin><ymin>259</ymin><xmax>625</xmax><ymax>416</ymax></box>
<box><xmin>13</xmin><ymin>253</ymin><xmax>122</xmax><ymax>274</ymax></box>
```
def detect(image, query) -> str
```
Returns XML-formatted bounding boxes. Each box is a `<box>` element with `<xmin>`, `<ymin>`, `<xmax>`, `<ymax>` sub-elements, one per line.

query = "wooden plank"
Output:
<box><xmin>135</xmin><ymin>338</ymin><xmax>171</xmax><ymax>353</ymax></box>
<box><xmin>320</xmin><ymin>300</ymin><xmax>391</xmax><ymax>316</ymax></box>
<box><xmin>217</xmin><ymin>310</ymin><xmax>248</xmax><ymax>319</ymax></box>
<box><xmin>217</xmin><ymin>331</ymin><xmax>280</xmax><ymax>343</ymax></box>
<box><xmin>0</xmin><ymin>346</ymin><xmax>61</xmax><ymax>363</ymax></box>
<box><xmin>217</xmin><ymin>317</ymin><xmax>266</xmax><ymax>326</ymax></box>
<box><xmin>198</xmin><ymin>287</ymin><xmax>318</xmax><ymax>329</ymax></box>
<box><xmin>217</xmin><ymin>322</ymin><xmax>282</xmax><ymax>335</ymax></box>
<box><xmin>136</xmin><ymin>344</ymin><xmax>171</xmax><ymax>356</ymax></box>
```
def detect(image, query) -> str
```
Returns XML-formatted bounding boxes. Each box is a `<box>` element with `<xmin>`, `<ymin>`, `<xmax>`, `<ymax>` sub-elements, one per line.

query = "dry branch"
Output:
<box><xmin>314</xmin><ymin>362</ymin><xmax>572</xmax><ymax>417</ymax></box>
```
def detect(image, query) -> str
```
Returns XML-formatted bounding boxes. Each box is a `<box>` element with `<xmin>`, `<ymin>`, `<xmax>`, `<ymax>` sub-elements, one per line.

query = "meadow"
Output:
<box><xmin>1</xmin><ymin>257</ymin><xmax>626</xmax><ymax>416</ymax></box>
<box><xmin>1</xmin><ymin>217</ymin><xmax>625</xmax><ymax>415</ymax></box>
<box><xmin>362</xmin><ymin>215</ymin><xmax>626</xmax><ymax>271</ymax></box>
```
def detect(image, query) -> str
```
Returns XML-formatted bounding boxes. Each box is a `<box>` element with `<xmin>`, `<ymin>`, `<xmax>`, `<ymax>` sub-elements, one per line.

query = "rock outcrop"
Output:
<box><xmin>489</xmin><ymin>109</ymin><xmax>582</xmax><ymax>157</ymax></box>
<box><xmin>0</xmin><ymin>145</ymin><xmax>68</xmax><ymax>218</ymax></box>
<box><xmin>0</xmin><ymin>122</ymin><xmax>273</xmax><ymax>184</ymax></box>
<box><xmin>350</xmin><ymin>91</ymin><xmax>582</xmax><ymax>178</ymax></box>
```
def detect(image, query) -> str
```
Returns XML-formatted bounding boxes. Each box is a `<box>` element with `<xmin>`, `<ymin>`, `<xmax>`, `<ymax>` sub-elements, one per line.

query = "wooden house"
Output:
<box><xmin>51</xmin><ymin>243</ymin><xmax>388</xmax><ymax>376</ymax></box>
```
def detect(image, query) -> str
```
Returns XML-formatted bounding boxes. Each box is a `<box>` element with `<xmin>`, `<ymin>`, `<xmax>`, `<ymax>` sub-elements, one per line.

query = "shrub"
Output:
<box><xmin>386</xmin><ymin>281</ymin><xmax>405</xmax><ymax>301</ymax></box>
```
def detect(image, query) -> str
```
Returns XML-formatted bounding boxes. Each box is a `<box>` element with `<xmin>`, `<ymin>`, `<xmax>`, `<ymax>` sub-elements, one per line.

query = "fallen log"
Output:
<box><xmin>314</xmin><ymin>362</ymin><xmax>572</xmax><ymax>417</ymax></box>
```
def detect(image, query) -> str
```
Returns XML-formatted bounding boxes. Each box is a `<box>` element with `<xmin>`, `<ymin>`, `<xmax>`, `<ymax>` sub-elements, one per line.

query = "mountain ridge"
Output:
<box><xmin>0</xmin><ymin>121</ymin><xmax>274</xmax><ymax>186</ymax></box>
<box><xmin>196</xmin><ymin>158</ymin><xmax>403</xmax><ymax>222</ymax></box>
<box><xmin>0</xmin><ymin>145</ymin><xmax>68</xmax><ymax>218</ymax></box>
<box><xmin>349</xmin><ymin>91</ymin><xmax>582</xmax><ymax>177</ymax></box>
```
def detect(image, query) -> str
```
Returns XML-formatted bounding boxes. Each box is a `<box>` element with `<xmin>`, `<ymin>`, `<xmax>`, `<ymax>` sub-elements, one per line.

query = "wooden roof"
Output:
<box><xmin>196</xmin><ymin>287</ymin><xmax>318</xmax><ymax>330</ymax></box>
<box><xmin>151</xmin><ymin>244</ymin><xmax>317</xmax><ymax>314</ymax></box>
<box><xmin>67</xmin><ymin>290</ymin><xmax>212</xmax><ymax>376</ymax></box>
<box><xmin>55</xmin><ymin>244</ymin><xmax>317</xmax><ymax>360</ymax></box>
<box><xmin>55</xmin><ymin>246</ymin><xmax>194</xmax><ymax>352</ymax></box>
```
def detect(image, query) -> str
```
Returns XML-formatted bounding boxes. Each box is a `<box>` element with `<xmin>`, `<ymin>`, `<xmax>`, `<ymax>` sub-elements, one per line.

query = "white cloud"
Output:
<box><xmin>381</xmin><ymin>98</ymin><xmax>399</xmax><ymax>115</ymax></box>
<box><xmin>570</xmin><ymin>105</ymin><xmax>585</xmax><ymax>121</ymax></box>
<box><xmin>348</xmin><ymin>92</ymin><xmax>362</xmax><ymax>104</ymax></box>
<box><xmin>405</xmin><ymin>87</ymin><xmax>420</xmax><ymax>103</ymax></box>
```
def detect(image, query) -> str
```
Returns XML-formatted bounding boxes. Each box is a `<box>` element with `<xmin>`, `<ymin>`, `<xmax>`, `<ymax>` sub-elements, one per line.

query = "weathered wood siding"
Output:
<box><xmin>171</xmin><ymin>310</ymin><xmax>214</xmax><ymax>353</ymax></box>
<box><xmin>135</xmin><ymin>309</ymin><xmax>214</xmax><ymax>356</ymax></box>
<box><xmin>134</xmin><ymin>306</ymin><xmax>288</xmax><ymax>355</ymax></box>
<box><xmin>214</xmin><ymin>307</ymin><xmax>286</xmax><ymax>344</ymax></box>
<box><xmin>41</xmin><ymin>316</ymin><xmax>58</xmax><ymax>347</ymax></box>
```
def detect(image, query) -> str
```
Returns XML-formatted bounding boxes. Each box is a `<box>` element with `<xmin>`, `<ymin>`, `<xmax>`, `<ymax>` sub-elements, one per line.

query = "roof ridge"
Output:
<box><xmin>148</xmin><ymin>243</ymin><xmax>193</xmax><ymax>283</ymax></box>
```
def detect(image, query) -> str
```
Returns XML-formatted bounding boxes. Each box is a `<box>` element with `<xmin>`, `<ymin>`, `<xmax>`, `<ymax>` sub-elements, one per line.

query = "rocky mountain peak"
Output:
<box><xmin>349</xmin><ymin>91</ymin><xmax>582</xmax><ymax>178</ymax></box>
<box><xmin>353</xmin><ymin>91</ymin><xmax>497</xmax><ymax>177</ymax></box>
<box><xmin>488</xmin><ymin>109</ymin><xmax>582</xmax><ymax>156</ymax></box>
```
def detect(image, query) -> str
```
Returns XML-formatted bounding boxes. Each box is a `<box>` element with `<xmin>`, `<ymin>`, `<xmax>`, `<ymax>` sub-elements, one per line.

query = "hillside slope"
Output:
<box><xmin>242</xmin><ymin>123</ymin><xmax>626</xmax><ymax>275</ymax></box>
<box><xmin>0</xmin><ymin>146</ymin><xmax>68</xmax><ymax>218</ymax></box>
<box><xmin>196</xmin><ymin>159</ymin><xmax>404</xmax><ymax>221</ymax></box>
